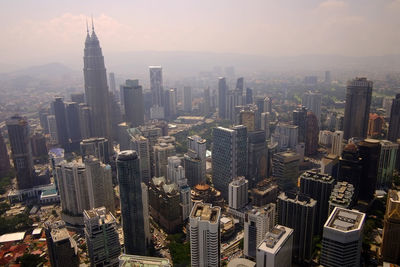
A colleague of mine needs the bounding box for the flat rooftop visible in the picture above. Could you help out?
[51,228,70,242]
[325,207,365,232]
[258,225,293,254]
[0,232,26,243]
[190,203,221,223]
[301,170,334,183]
[119,254,171,267]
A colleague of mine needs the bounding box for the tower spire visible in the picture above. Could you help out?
[86,17,89,34]
[91,14,95,32]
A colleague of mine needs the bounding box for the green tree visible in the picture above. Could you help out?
[18,254,45,267]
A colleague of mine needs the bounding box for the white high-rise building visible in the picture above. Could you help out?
[244,203,276,259]
[83,207,120,267]
[84,156,115,215]
[167,156,186,186]
[261,112,271,140]
[302,91,322,126]
[273,123,298,151]
[149,66,164,119]
[228,176,249,210]
[189,203,221,267]
[129,133,151,184]
[320,207,365,267]
[47,115,58,144]
[331,131,344,156]
[256,225,293,267]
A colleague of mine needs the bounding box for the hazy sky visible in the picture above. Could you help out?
[1,0,399,67]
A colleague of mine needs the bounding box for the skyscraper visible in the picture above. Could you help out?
[117,150,150,255]
[70,92,85,104]
[0,131,10,176]
[358,139,380,201]
[212,126,247,199]
[277,192,316,264]
[273,123,298,151]
[236,77,244,95]
[154,142,176,178]
[331,130,344,156]
[6,115,34,189]
[247,131,268,186]
[128,131,151,184]
[83,24,112,144]
[293,106,307,143]
[302,91,321,125]
[320,207,365,267]
[218,77,228,119]
[84,156,115,215]
[53,97,69,149]
[246,88,253,105]
[381,190,400,264]
[300,171,335,234]
[78,104,92,139]
[165,88,177,119]
[338,144,362,201]
[45,221,79,267]
[244,204,276,259]
[226,89,243,122]
[183,86,192,112]
[272,151,300,191]
[84,207,121,267]
[388,94,400,142]
[121,80,144,127]
[189,203,221,267]
[228,176,248,210]
[167,156,185,186]
[149,66,164,119]
[80,137,110,164]
[203,88,211,115]
[343,77,373,140]
[305,111,319,156]
[328,181,355,213]
[256,225,293,267]
[65,102,82,150]
[108,72,117,96]
[377,140,399,189]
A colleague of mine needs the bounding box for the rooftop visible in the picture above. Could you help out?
[119,254,171,267]
[258,225,293,254]
[51,228,70,242]
[301,170,334,183]
[0,232,26,243]
[325,207,365,232]
[190,203,221,223]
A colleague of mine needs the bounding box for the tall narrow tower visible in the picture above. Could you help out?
[83,22,112,146]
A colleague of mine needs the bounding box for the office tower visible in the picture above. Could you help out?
[368,113,384,138]
[273,123,298,151]
[331,130,344,156]
[343,77,373,140]
[246,88,253,105]
[47,115,58,144]
[328,181,355,213]
[247,131,268,186]
[236,77,244,95]
[180,185,192,221]
[45,221,79,267]
[122,79,144,127]
[70,92,85,104]
[148,177,182,233]
[38,108,50,134]
[128,131,151,183]
[302,91,321,125]
[165,88,177,119]
[119,254,171,266]
[0,132,10,176]
[272,151,300,191]
[277,192,316,264]
[383,97,393,118]
[212,126,247,199]
[83,25,112,145]
[78,104,92,139]
[228,176,248,210]
[184,152,203,187]
[30,131,47,159]
[56,161,90,223]
[108,72,116,95]
[358,139,380,201]
[262,97,271,114]
[117,150,150,255]
[239,110,256,132]
[250,178,279,206]
[149,66,164,119]
[381,190,400,263]
[293,106,307,143]
[84,207,121,267]
[260,112,270,140]
[109,91,123,138]
[320,207,366,267]
[80,137,110,164]
[325,71,331,84]
[189,203,221,267]
[338,143,362,200]
[53,97,69,149]
[154,142,176,178]
[300,171,335,234]
[255,97,265,116]
[227,89,243,122]
[377,140,398,189]
[167,156,185,185]
[304,76,318,86]
[140,125,163,177]
[256,225,293,267]
[388,94,400,142]
[203,88,211,115]
[244,204,276,259]
[183,86,192,112]
[187,135,206,179]
[6,115,34,189]
[85,156,115,214]
[321,154,339,177]
[319,130,332,147]
[305,112,319,155]
[218,77,228,119]
[65,102,82,150]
